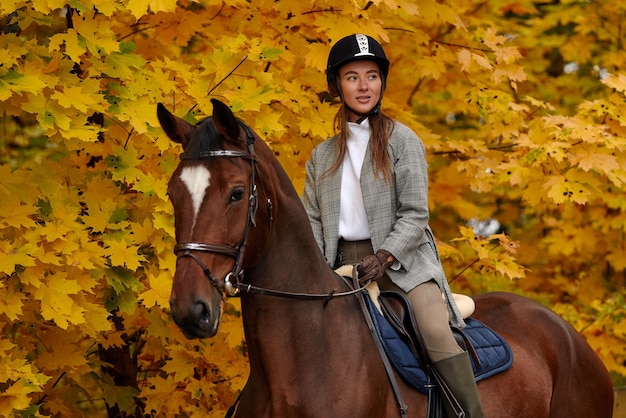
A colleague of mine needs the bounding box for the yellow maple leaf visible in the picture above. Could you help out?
[0,380,32,417]
[152,211,176,238]
[0,165,38,203]
[543,174,590,205]
[105,239,146,271]
[0,240,36,275]
[254,106,285,137]
[60,125,103,142]
[0,34,28,67]
[0,197,37,228]
[228,78,276,112]
[37,327,89,370]
[614,317,626,340]
[393,0,421,17]
[162,345,197,377]
[0,285,25,321]
[481,27,507,50]
[496,161,530,186]
[491,252,526,280]
[149,0,178,13]
[297,99,336,140]
[63,235,108,270]
[118,94,160,134]
[130,220,156,246]
[492,233,520,254]
[584,332,626,376]
[51,85,99,113]
[140,270,172,308]
[492,63,527,87]
[21,94,72,131]
[42,271,81,293]
[0,69,47,99]
[48,30,86,63]
[89,0,121,16]
[494,46,522,65]
[109,144,144,183]
[222,309,245,350]
[602,73,626,93]
[82,198,118,233]
[418,1,462,27]
[457,49,492,73]
[0,341,26,378]
[134,63,177,102]
[303,42,330,72]
[606,247,626,271]
[571,147,620,175]
[35,285,86,329]
[417,52,446,79]
[78,298,113,335]
[126,0,151,18]
[142,375,180,414]
[73,15,120,56]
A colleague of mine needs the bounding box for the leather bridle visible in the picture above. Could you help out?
[172,119,372,303]
[173,120,272,297]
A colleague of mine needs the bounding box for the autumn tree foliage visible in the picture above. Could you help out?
[1,0,624,416]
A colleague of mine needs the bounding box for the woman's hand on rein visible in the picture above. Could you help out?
[357,249,393,284]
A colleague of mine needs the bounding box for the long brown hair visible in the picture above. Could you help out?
[327,105,395,182]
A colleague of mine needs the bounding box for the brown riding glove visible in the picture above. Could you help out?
[357,249,393,284]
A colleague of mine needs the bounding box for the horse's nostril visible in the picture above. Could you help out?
[171,298,218,339]
[190,299,209,319]
[194,300,211,328]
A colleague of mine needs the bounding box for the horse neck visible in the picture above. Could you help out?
[239,153,370,378]
[249,160,334,292]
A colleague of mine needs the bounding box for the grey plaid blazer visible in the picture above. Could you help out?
[302,120,464,328]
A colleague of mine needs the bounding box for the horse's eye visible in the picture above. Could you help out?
[230,187,245,202]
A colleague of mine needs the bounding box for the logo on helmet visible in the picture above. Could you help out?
[354,34,375,57]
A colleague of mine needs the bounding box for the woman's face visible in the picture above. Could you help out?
[338,60,382,122]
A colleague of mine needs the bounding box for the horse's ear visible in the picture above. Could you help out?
[211,99,240,143]
[156,103,193,148]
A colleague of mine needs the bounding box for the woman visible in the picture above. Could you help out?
[301,34,485,417]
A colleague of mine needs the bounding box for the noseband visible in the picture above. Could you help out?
[174,120,273,297]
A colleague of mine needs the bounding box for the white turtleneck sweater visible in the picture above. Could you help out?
[338,119,371,240]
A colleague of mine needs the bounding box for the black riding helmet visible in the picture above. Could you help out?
[326,34,390,98]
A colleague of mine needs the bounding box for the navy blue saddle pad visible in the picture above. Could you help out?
[364,293,513,393]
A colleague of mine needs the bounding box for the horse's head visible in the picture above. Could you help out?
[157,99,272,338]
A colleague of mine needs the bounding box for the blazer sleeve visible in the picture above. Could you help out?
[379,123,431,270]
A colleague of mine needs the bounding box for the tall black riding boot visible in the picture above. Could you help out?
[433,351,485,418]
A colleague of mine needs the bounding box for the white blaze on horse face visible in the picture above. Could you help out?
[180,165,211,228]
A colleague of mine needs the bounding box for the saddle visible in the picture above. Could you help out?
[379,290,480,366]
[335,268,512,417]
[365,289,513,393]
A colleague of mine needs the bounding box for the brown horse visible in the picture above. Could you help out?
[157,99,614,417]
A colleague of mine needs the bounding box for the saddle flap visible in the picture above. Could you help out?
[378,291,426,362]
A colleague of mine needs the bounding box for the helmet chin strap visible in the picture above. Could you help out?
[352,102,381,124]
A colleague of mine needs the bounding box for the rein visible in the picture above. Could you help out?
[234,274,371,307]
